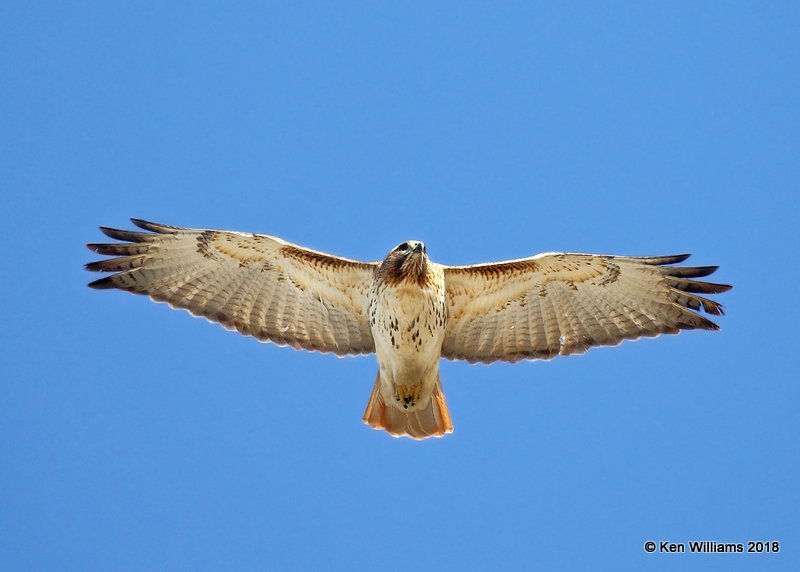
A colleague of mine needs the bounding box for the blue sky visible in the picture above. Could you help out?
[2,2,798,570]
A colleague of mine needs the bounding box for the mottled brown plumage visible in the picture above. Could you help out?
[374,241,431,287]
[88,219,377,354]
[87,219,731,440]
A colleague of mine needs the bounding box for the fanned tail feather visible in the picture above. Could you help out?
[362,373,453,440]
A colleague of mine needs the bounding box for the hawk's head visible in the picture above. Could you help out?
[377,240,429,286]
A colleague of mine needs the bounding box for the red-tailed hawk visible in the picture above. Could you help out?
[87,219,731,439]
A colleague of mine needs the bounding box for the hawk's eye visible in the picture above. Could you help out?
[397,242,409,252]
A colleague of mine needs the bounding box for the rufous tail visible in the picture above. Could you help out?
[362,373,453,440]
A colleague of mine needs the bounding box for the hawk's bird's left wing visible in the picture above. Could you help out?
[86,219,378,355]
[441,253,731,364]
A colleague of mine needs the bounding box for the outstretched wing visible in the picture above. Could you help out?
[442,253,731,364]
[87,219,378,355]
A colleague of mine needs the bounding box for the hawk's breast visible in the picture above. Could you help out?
[368,264,447,390]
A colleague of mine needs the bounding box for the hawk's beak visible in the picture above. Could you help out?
[413,243,424,254]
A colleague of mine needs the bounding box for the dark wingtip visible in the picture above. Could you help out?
[98,226,151,242]
[664,265,720,279]
[87,276,116,289]
[665,253,691,264]
[130,217,152,229]
[637,253,692,265]
[99,226,122,238]
[690,314,721,331]
[130,218,178,233]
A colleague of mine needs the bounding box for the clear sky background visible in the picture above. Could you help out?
[2,3,798,571]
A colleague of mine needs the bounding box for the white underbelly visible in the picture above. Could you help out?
[369,286,447,406]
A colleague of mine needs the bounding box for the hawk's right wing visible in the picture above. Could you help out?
[87,219,378,355]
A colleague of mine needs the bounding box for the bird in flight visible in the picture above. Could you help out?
[87,219,731,440]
